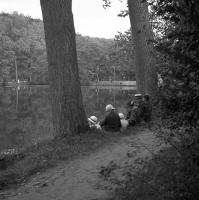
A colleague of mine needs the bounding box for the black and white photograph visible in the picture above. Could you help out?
[0,0,198,199]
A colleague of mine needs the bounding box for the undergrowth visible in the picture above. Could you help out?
[99,119,199,200]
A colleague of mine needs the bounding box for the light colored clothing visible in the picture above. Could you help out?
[88,120,101,130]
[95,124,102,130]
[120,119,129,131]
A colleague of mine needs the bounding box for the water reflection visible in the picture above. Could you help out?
[0,85,136,152]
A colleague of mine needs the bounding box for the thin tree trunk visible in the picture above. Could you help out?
[128,0,157,96]
[40,0,88,136]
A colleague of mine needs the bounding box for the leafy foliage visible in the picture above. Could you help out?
[151,0,199,128]
[98,1,199,199]
[112,30,135,80]
[0,12,48,84]
[132,1,199,199]
[76,34,113,82]
[0,12,135,85]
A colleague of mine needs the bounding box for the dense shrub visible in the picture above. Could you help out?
[151,0,199,128]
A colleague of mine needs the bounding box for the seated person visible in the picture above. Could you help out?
[142,94,152,122]
[127,94,143,126]
[126,100,134,120]
[128,106,139,126]
[119,113,129,131]
[134,93,143,106]
[100,104,121,132]
[88,116,101,130]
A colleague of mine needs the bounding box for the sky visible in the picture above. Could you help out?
[0,0,130,39]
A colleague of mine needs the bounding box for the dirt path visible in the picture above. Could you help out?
[1,128,165,200]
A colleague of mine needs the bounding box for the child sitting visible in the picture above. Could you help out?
[119,113,129,131]
[88,116,101,130]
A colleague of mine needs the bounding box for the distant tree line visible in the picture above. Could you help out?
[0,12,135,85]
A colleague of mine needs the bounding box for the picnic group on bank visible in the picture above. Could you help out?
[88,93,152,132]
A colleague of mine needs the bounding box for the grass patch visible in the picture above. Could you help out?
[0,129,133,190]
[105,146,199,200]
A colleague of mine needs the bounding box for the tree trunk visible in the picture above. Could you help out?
[40,0,88,136]
[128,0,157,96]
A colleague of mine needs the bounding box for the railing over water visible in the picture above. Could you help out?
[91,81,136,86]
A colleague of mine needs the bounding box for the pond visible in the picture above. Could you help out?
[0,85,136,153]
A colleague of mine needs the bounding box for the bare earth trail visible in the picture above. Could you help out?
[1,128,165,200]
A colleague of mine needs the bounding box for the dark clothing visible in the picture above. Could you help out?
[138,100,145,120]
[127,99,143,125]
[142,101,152,122]
[126,100,134,120]
[126,96,152,125]
[100,110,121,132]
[128,105,141,125]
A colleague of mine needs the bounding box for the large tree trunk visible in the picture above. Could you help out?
[128,0,157,96]
[40,0,88,136]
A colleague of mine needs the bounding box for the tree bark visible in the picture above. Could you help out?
[40,0,88,136]
[128,0,157,96]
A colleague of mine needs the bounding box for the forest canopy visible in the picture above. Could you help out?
[0,12,135,85]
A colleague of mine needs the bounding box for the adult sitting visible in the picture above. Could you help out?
[100,104,121,132]
[142,94,152,122]
[88,116,101,130]
[127,94,143,126]
[126,98,134,120]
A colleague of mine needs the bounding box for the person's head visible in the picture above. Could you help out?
[134,94,142,102]
[88,116,98,125]
[134,93,142,99]
[119,113,125,119]
[105,104,115,112]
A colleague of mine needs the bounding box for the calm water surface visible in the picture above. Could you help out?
[0,85,136,152]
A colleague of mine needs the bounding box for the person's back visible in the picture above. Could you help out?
[126,100,134,120]
[128,105,140,126]
[143,94,152,122]
[138,99,145,120]
[100,105,121,132]
[127,94,143,125]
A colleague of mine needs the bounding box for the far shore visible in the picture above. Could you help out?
[0,81,136,87]
[90,81,136,86]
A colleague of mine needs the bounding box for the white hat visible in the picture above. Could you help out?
[134,94,142,97]
[88,116,98,124]
[119,113,125,119]
[105,104,115,112]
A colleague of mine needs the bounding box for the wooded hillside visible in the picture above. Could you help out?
[0,12,135,85]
